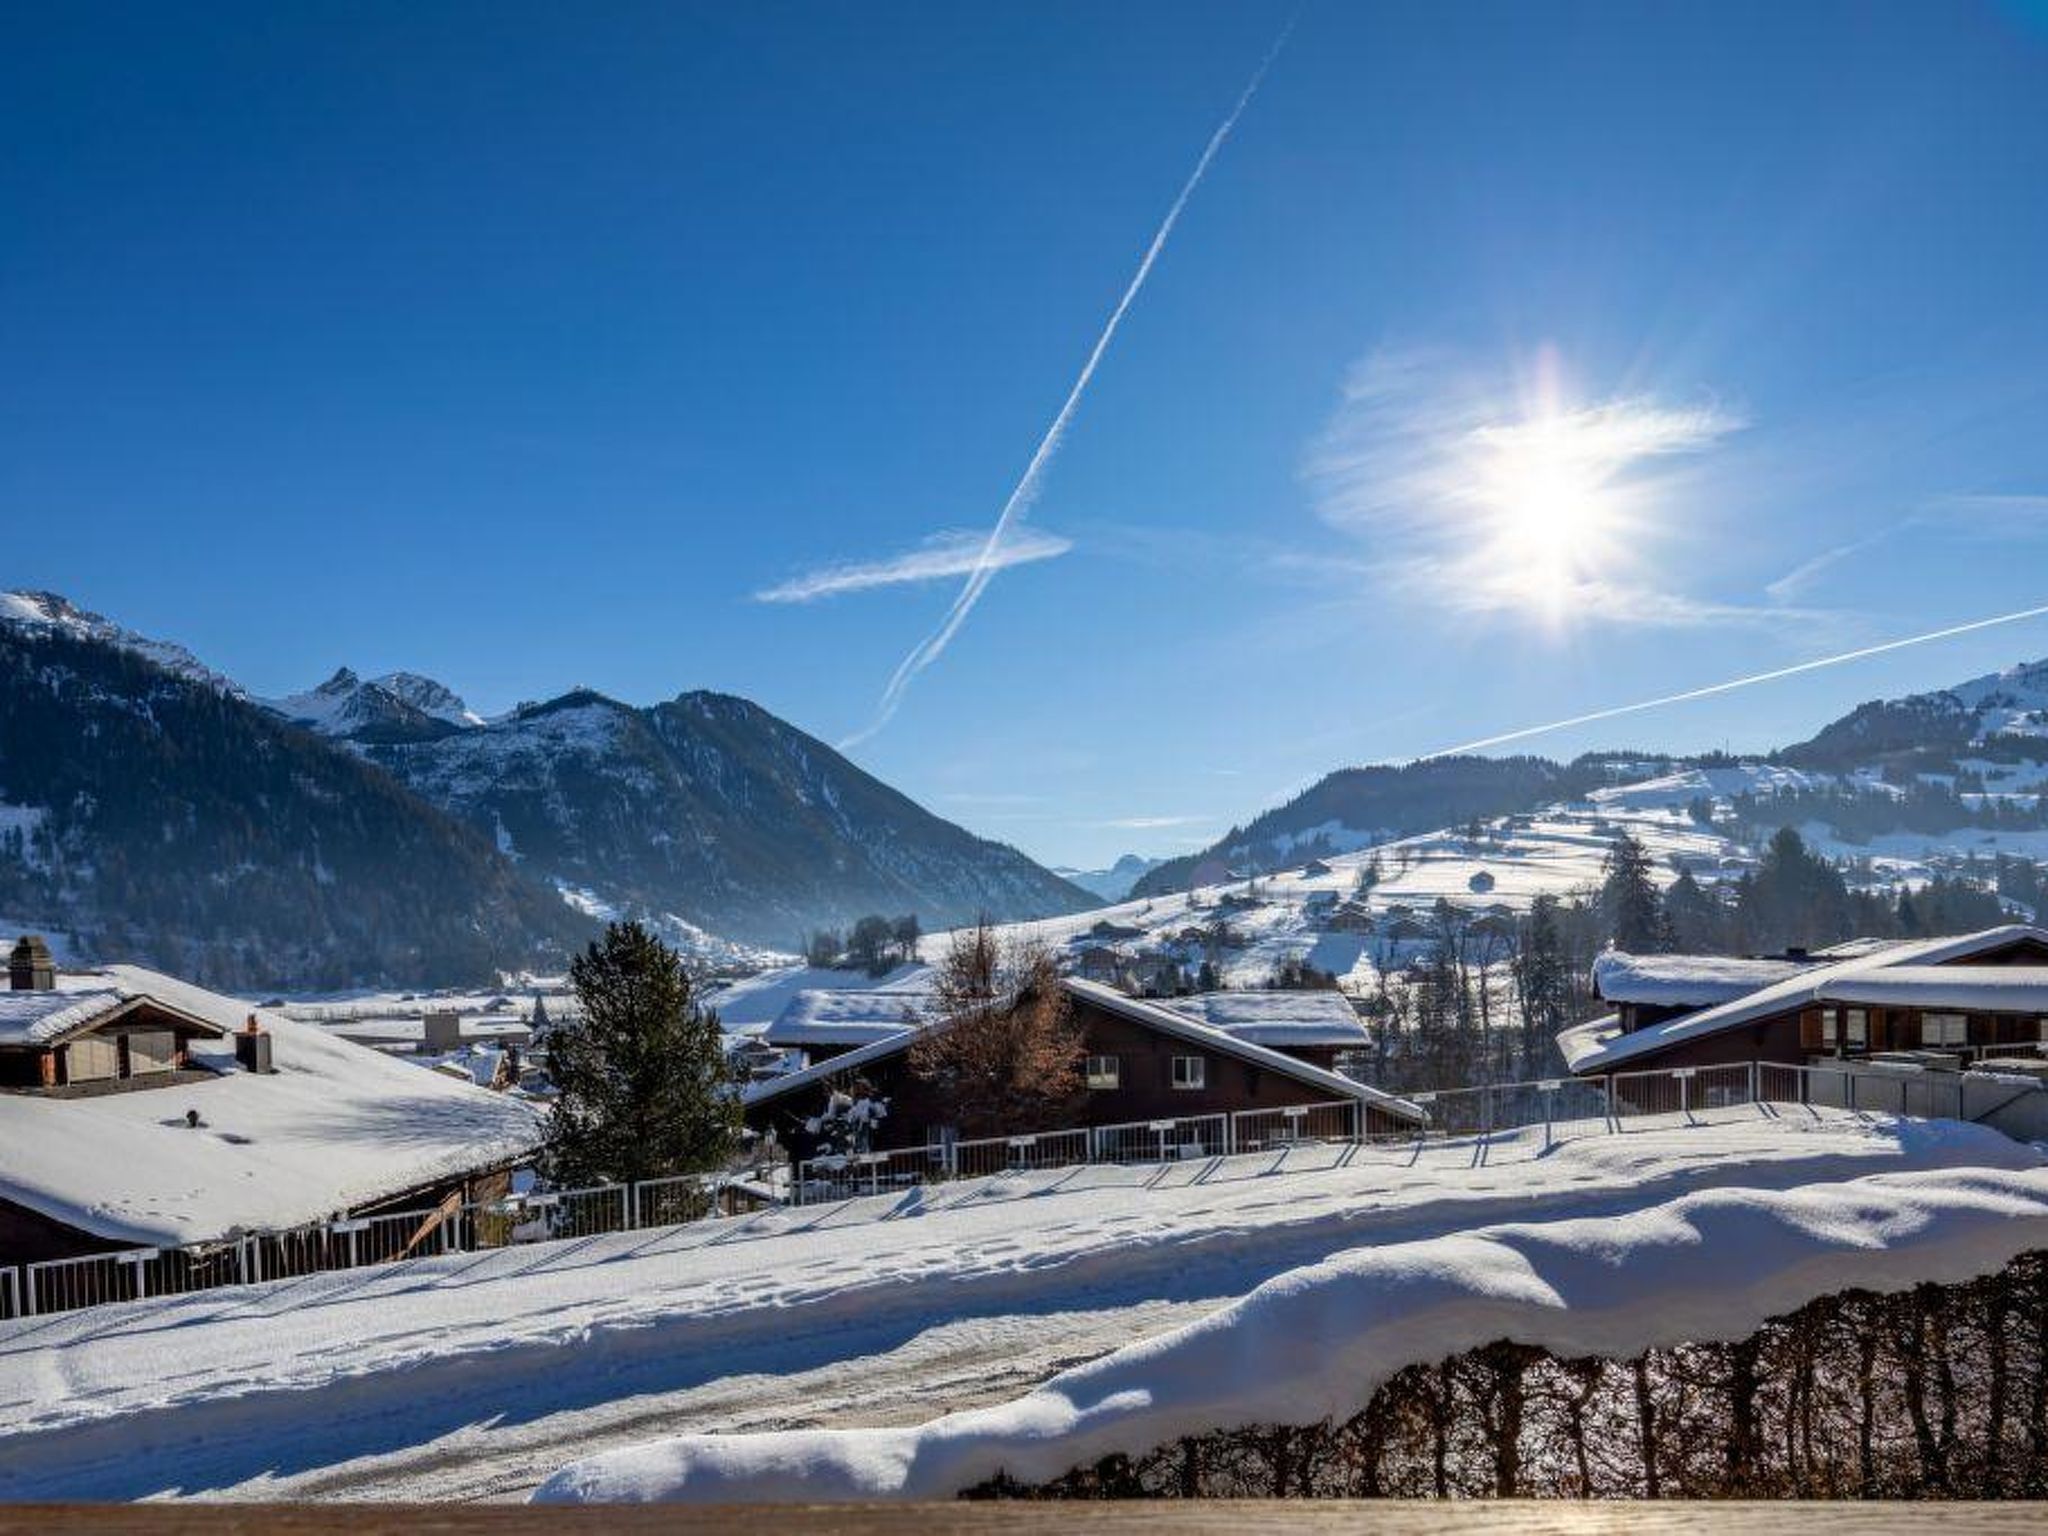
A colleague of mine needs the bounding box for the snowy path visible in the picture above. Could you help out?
[0,1108,2032,1502]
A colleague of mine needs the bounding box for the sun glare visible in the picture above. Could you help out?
[1466,405,1630,623]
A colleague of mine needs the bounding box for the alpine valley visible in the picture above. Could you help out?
[0,592,1092,989]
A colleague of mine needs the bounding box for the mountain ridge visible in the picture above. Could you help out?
[1133,659,2048,898]
[0,590,1094,977]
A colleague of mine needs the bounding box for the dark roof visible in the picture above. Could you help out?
[745,977,1426,1124]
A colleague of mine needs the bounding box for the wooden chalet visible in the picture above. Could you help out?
[0,938,228,1092]
[1559,924,2048,1077]
[743,976,1422,1159]
[0,937,543,1266]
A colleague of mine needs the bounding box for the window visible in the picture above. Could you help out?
[1922,1013,1968,1048]
[1819,1008,1839,1048]
[1085,1055,1121,1090]
[1171,1055,1206,1090]
[2037,1017,2048,1043]
[126,1030,176,1075]
[1845,1009,1869,1050]
[66,1035,118,1083]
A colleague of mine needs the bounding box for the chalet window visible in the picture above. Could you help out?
[1844,1009,1869,1050]
[1171,1055,1206,1090]
[66,1035,119,1083]
[1819,1008,1839,1048]
[2038,1017,2048,1043]
[1084,1055,1121,1090]
[1922,1013,1968,1048]
[127,1030,176,1075]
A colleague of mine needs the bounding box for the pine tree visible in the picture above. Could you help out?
[540,920,739,1188]
[1600,832,1669,953]
[1512,894,1569,1075]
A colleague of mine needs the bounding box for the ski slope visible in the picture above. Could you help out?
[0,1108,2031,1502]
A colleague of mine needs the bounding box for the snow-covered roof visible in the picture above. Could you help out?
[1809,937,1910,961]
[745,979,1425,1124]
[740,1026,925,1108]
[706,963,932,1032]
[0,965,546,1247]
[1808,966,2048,1013]
[763,988,929,1048]
[1158,991,1370,1048]
[1562,924,2048,1074]
[1591,952,1814,1008]
[0,988,131,1048]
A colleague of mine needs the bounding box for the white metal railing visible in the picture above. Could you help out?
[13,1059,2041,1320]
[6,1165,773,1322]
[1089,1112,1230,1166]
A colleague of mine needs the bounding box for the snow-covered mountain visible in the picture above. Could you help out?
[0,601,591,990]
[0,591,239,694]
[262,667,483,743]
[1053,854,1164,903]
[1783,658,2048,778]
[1,590,1092,973]
[1132,756,1600,899]
[360,688,1095,949]
[1027,656,2048,997]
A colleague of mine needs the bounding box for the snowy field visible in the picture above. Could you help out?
[0,1107,2033,1503]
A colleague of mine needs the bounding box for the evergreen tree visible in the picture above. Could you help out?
[541,921,739,1188]
[1511,894,1569,1074]
[1737,827,1850,952]
[1661,869,1729,952]
[1599,832,1669,952]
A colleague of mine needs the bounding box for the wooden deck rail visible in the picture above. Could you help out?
[1,1503,2042,1534]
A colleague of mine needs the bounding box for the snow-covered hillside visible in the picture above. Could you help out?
[0,1110,2027,1501]
[0,590,237,694]
[961,795,1747,992]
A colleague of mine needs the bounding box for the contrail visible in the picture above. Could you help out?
[1420,601,2048,760]
[841,17,1296,749]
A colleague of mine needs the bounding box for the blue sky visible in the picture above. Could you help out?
[6,2,2048,868]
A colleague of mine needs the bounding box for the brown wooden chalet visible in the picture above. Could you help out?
[743,976,1422,1159]
[1559,924,2048,1077]
[0,937,543,1267]
[0,937,229,1093]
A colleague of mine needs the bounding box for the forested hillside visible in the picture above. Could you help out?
[0,625,591,989]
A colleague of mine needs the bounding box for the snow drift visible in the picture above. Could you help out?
[534,1164,2048,1504]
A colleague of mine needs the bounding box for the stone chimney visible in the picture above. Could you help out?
[9,935,55,992]
[234,1012,274,1074]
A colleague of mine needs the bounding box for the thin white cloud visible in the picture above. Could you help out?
[1304,348,1755,630]
[1093,814,1212,830]
[1764,494,2047,604]
[1764,533,1889,604]
[755,528,1072,604]
[840,15,1298,749]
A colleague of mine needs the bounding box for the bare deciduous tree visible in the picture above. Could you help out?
[908,919,1084,1136]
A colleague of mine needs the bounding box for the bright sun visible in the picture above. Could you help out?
[1468,407,1630,620]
